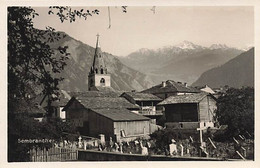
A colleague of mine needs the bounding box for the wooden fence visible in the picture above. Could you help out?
[29,146,78,162]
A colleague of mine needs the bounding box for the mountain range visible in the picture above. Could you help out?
[49,33,253,91]
[119,41,244,85]
[192,48,254,88]
[50,32,154,92]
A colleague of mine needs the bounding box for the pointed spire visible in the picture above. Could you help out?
[90,34,107,74]
[96,33,100,48]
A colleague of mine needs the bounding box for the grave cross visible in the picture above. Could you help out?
[197,127,208,157]
[196,127,208,144]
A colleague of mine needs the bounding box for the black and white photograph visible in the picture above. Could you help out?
[2,0,259,166]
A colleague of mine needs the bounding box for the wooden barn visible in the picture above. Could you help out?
[88,108,150,142]
[63,91,151,141]
[142,80,201,99]
[158,93,217,130]
[120,92,163,124]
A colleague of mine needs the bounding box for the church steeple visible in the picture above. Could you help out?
[88,34,111,91]
[90,34,108,75]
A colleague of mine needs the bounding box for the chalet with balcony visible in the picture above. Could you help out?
[158,92,217,130]
[120,92,163,124]
[142,80,201,99]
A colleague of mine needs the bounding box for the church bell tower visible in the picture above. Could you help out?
[88,34,111,91]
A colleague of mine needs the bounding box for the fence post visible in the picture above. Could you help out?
[60,148,62,161]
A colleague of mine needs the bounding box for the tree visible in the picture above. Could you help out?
[7,6,128,161]
[215,87,254,139]
[8,7,71,116]
[8,7,72,161]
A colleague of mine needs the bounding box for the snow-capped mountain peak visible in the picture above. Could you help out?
[209,44,229,49]
[241,46,253,51]
[176,40,202,50]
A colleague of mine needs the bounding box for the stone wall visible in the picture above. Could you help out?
[77,149,225,161]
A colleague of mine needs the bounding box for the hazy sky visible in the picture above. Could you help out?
[33,6,254,56]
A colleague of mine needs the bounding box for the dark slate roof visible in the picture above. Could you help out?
[121,92,162,101]
[92,109,150,121]
[71,91,139,109]
[94,86,115,92]
[158,93,209,105]
[141,80,201,94]
[70,91,122,98]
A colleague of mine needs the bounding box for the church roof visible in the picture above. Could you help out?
[142,80,200,94]
[92,108,150,122]
[158,92,211,105]
[91,34,106,73]
[121,92,162,101]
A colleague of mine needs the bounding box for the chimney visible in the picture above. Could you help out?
[162,81,166,87]
[184,82,188,87]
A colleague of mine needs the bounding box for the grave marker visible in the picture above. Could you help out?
[180,144,184,156]
[236,151,246,160]
[208,137,216,149]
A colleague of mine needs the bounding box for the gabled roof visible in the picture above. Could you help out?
[63,91,139,110]
[141,80,200,94]
[158,93,213,105]
[93,86,115,92]
[70,91,122,98]
[92,108,150,122]
[121,92,162,101]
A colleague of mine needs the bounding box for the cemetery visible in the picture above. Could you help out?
[29,128,254,161]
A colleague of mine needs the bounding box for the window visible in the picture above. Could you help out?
[180,123,183,128]
[100,78,105,86]
[95,68,98,73]
[101,68,104,74]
